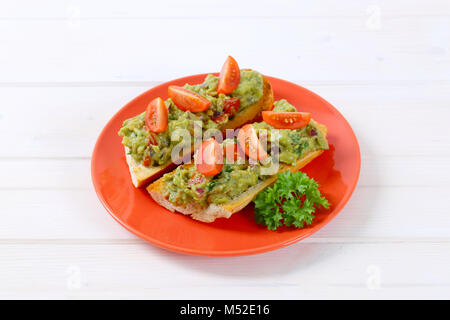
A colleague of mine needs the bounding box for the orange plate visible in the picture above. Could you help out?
[91,74,361,257]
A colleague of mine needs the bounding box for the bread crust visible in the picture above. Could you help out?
[124,74,274,188]
[147,124,328,222]
[124,148,175,188]
[220,76,273,131]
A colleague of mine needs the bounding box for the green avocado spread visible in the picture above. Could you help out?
[161,100,329,207]
[118,70,264,167]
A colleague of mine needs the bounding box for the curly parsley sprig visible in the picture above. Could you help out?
[253,171,330,230]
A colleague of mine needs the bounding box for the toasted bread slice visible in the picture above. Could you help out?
[147,123,328,223]
[220,75,273,131]
[124,147,175,188]
[125,75,273,187]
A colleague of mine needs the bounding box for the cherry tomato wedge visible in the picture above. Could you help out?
[224,142,236,163]
[145,97,168,133]
[168,86,211,112]
[262,111,311,129]
[212,113,228,124]
[237,124,268,161]
[223,98,240,117]
[224,142,245,163]
[147,132,157,146]
[188,173,206,186]
[196,138,223,176]
[217,56,240,94]
[142,155,151,167]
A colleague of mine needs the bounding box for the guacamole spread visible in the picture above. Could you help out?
[118,70,264,167]
[161,100,329,207]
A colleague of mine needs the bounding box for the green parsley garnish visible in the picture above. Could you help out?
[253,171,330,230]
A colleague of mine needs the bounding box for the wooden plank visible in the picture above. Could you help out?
[0,84,448,158]
[1,0,448,300]
[0,185,448,240]
[0,15,449,83]
[1,0,450,19]
[0,153,449,190]
[0,86,146,158]
[0,242,448,299]
[0,189,132,239]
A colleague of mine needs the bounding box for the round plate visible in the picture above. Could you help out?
[91,74,360,256]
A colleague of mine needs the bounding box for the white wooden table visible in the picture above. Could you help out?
[1,0,449,299]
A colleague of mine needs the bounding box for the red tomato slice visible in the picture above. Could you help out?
[188,173,206,185]
[237,124,268,161]
[196,138,223,176]
[223,98,240,116]
[142,155,151,167]
[212,113,228,124]
[262,111,311,129]
[168,86,211,112]
[224,142,237,163]
[145,97,168,133]
[147,132,158,146]
[217,56,240,94]
[224,142,245,163]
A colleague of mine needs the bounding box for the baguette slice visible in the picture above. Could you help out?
[124,147,175,188]
[125,74,274,187]
[147,123,328,223]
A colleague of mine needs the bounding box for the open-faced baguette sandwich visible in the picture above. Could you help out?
[147,99,329,223]
[118,56,274,187]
